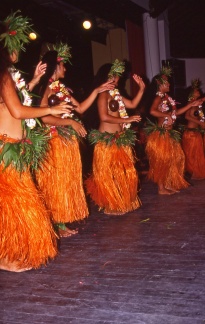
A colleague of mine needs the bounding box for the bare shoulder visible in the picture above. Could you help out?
[153,95,161,104]
[150,95,161,110]
[97,90,110,103]
[1,70,13,87]
[98,91,110,99]
[1,71,16,97]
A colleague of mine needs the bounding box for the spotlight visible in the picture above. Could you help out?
[82,20,92,30]
[29,32,37,40]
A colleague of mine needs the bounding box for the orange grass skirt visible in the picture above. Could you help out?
[182,130,205,179]
[35,135,88,223]
[0,136,57,269]
[146,130,189,190]
[85,142,141,214]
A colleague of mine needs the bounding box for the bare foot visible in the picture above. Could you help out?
[158,188,176,195]
[0,258,32,272]
[165,187,180,193]
[191,176,205,180]
[58,227,78,238]
[104,210,126,215]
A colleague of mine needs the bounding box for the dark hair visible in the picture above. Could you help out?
[141,74,159,122]
[37,50,58,98]
[0,21,12,90]
[186,85,203,101]
[92,63,112,89]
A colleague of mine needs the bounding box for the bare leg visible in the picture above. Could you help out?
[158,182,176,195]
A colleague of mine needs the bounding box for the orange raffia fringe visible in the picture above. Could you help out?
[35,135,88,223]
[85,142,141,214]
[146,130,189,190]
[182,130,205,179]
[0,136,57,269]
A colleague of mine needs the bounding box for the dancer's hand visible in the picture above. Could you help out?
[132,74,145,91]
[69,120,87,137]
[50,104,72,116]
[34,61,47,79]
[191,99,203,107]
[127,114,142,123]
[162,115,173,129]
[28,61,47,90]
[97,80,115,93]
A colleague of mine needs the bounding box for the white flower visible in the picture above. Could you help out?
[56,92,64,98]
[156,91,164,98]
[13,71,21,83]
[25,119,36,129]
[168,96,176,106]
[61,112,74,119]
[109,88,130,128]
[10,68,36,130]
[16,79,26,90]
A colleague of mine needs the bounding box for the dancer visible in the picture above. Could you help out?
[35,43,114,237]
[0,12,71,272]
[182,79,205,179]
[85,59,144,215]
[145,66,202,195]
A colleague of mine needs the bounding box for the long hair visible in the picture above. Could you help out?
[142,75,159,122]
[92,63,112,89]
[37,50,58,99]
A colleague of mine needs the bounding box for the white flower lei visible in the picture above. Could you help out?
[156,91,177,122]
[10,68,36,129]
[197,105,205,122]
[109,88,131,129]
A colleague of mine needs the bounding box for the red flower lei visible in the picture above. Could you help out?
[157,91,177,123]
[49,79,73,103]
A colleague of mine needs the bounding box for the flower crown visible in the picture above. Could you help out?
[156,65,172,84]
[188,78,202,101]
[53,42,72,64]
[0,10,34,54]
[108,59,125,79]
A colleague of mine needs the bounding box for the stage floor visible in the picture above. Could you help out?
[1,176,205,324]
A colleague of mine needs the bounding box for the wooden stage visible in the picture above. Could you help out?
[0,175,205,324]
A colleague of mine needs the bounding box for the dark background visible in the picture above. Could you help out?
[1,0,205,98]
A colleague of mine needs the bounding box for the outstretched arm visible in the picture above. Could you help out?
[1,73,70,119]
[71,80,115,114]
[185,107,205,128]
[123,74,145,109]
[176,99,203,115]
[40,115,87,137]
[150,96,171,118]
[98,92,141,124]
[26,61,47,92]
[39,84,87,137]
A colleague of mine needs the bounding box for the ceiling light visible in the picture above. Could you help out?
[82,20,92,30]
[29,32,37,40]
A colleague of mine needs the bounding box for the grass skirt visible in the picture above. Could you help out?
[182,129,205,179]
[0,136,57,269]
[146,130,189,190]
[35,135,88,223]
[85,142,141,214]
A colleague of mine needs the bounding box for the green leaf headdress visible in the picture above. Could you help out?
[156,64,172,85]
[108,59,125,79]
[0,10,34,54]
[188,78,202,101]
[53,42,72,64]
